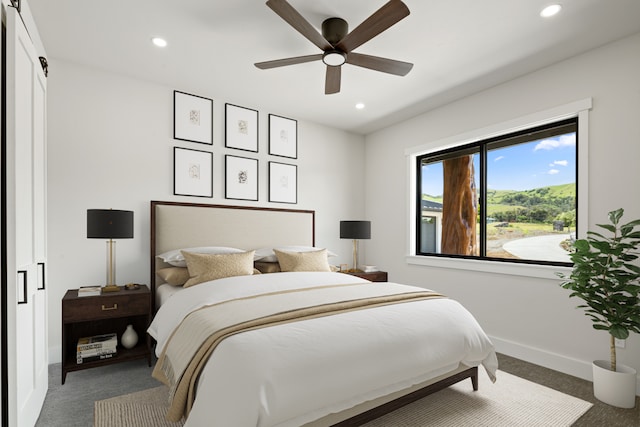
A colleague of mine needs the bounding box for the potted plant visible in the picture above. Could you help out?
[559,208,640,408]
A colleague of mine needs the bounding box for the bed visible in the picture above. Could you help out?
[147,201,498,427]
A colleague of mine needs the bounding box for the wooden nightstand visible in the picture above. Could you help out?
[343,271,388,282]
[61,285,152,384]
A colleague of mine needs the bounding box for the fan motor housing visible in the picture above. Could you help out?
[322,17,348,45]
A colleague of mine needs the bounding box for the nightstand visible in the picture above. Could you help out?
[343,271,388,282]
[61,285,152,384]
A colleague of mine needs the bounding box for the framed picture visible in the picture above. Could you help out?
[225,103,259,152]
[173,147,213,198]
[225,155,258,201]
[268,114,297,158]
[269,161,297,204]
[174,90,213,145]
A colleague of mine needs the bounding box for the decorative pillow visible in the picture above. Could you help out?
[158,246,245,267]
[254,246,337,262]
[254,261,282,274]
[182,250,256,288]
[274,249,331,272]
[156,267,190,286]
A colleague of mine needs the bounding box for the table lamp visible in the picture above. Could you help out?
[87,209,134,291]
[340,220,371,272]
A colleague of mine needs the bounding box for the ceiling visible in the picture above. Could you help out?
[27,0,640,135]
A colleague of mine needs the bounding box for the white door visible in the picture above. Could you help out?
[6,6,48,427]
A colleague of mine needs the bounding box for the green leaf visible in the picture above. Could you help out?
[597,223,617,233]
[609,208,624,224]
[610,326,630,340]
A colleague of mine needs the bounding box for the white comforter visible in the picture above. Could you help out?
[148,272,498,427]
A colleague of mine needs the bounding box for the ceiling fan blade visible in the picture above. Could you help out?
[346,52,413,76]
[325,66,341,94]
[336,0,410,53]
[255,54,323,69]
[266,0,333,51]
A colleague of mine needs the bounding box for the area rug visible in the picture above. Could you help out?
[94,370,592,427]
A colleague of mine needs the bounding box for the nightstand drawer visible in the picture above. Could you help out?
[62,289,149,322]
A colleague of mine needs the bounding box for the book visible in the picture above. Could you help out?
[76,352,115,364]
[77,333,117,352]
[77,285,101,297]
[77,347,117,358]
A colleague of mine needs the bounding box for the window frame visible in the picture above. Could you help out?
[416,117,578,266]
[405,99,592,279]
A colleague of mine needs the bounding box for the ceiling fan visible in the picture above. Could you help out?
[255,0,414,95]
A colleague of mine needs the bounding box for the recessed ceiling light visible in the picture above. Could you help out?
[540,4,562,18]
[355,103,365,110]
[152,37,167,47]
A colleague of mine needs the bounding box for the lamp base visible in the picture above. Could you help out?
[343,268,364,273]
[102,284,120,293]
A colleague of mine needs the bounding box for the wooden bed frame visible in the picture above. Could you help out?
[149,200,479,426]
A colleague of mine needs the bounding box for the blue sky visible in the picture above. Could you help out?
[421,132,576,195]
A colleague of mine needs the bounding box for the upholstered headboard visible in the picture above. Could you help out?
[150,201,315,308]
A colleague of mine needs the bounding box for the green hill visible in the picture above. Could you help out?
[423,183,575,223]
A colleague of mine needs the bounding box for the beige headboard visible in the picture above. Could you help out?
[150,201,315,307]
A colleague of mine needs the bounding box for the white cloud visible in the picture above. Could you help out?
[534,133,576,151]
[494,156,505,162]
[548,169,560,175]
[553,160,568,166]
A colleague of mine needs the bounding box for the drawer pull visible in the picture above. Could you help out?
[101,303,118,311]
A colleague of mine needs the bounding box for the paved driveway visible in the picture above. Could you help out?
[503,234,571,263]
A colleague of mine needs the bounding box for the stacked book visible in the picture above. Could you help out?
[360,265,379,273]
[77,285,101,297]
[76,333,117,364]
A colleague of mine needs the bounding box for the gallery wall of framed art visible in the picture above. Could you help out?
[171,89,298,204]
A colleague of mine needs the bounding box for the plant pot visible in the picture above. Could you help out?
[592,360,637,409]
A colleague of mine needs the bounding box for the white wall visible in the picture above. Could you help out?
[364,32,640,391]
[46,60,366,362]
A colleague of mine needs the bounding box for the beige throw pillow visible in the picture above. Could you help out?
[254,261,282,274]
[157,267,191,286]
[274,248,331,272]
[182,250,255,288]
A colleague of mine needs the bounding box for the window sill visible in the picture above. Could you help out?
[406,255,571,280]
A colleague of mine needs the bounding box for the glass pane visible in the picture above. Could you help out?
[420,150,480,256]
[486,132,576,262]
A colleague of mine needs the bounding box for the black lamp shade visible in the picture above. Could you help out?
[87,209,134,239]
[340,221,371,240]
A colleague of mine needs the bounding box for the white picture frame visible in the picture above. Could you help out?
[173,147,213,198]
[225,155,258,201]
[225,103,259,152]
[174,90,213,145]
[268,114,297,158]
[269,161,297,204]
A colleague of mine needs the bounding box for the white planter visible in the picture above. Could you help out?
[592,360,637,409]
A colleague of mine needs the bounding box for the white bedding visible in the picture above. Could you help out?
[148,272,498,427]
[155,283,184,308]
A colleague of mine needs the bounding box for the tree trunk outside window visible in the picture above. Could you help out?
[442,155,477,255]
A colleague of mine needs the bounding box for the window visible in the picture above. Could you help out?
[416,118,577,266]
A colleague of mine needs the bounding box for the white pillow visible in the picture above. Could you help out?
[254,246,337,262]
[158,246,244,267]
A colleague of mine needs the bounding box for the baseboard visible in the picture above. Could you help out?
[491,335,640,396]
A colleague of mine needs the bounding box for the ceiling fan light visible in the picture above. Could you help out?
[322,50,347,67]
